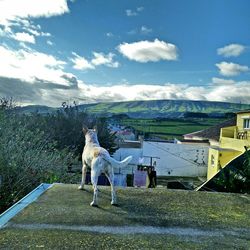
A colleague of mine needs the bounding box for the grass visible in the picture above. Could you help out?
[1,228,248,250]
[120,118,226,139]
[8,184,250,228]
[0,184,249,249]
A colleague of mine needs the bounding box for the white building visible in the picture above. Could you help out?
[112,140,142,175]
[113,140,208,177]
[142,141,208,177]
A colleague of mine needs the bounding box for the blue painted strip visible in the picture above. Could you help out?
[0,183,53,228]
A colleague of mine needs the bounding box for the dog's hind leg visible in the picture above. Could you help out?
[105,167,117,205]
[78,162,87,190]
[90,171,99,206]
[90,158,101,206]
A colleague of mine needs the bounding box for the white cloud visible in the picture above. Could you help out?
[75,83,204,103]
[117,39,178,63]
[0,26,12,37]
[137,7,144,12]
[206,81,250,104]
[1,66,250,106]
[13,32,35,44]
[106,32,114,37]
[126,9,137,16]
[26,28,40,36]
[127,29,137,35]
[141,26,152,34]
[127,26,152,35]
[71,52,94,70]
[40,80,250,106]
[212,77,235,85]
[16,19,52,38]
[217,44,246,57]
[126,7,144,17]
[0,0,69,26]
[70,51,119,70]
[76,81,250,105]
[0,0,68,44]
[47,40,54,46]
[216,61,249,76]
[3,78,250,106]
[91,52,119,68]
[0,45,70,85]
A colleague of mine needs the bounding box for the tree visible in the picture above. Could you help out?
[22,103,117,159]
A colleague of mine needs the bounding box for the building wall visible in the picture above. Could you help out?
[112,141,208,177]
[112,147,142,175]
[207,148,219,179]
[220,137,249,151]
[206,111,250,182]
[142,141,208,177]
[237,112,250,130]
[207,148,242,180]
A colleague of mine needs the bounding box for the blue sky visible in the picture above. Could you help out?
[0,0,249,106]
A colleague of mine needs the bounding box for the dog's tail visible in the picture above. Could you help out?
[105,155,133,168]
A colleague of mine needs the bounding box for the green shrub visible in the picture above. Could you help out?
[0,111,72,212]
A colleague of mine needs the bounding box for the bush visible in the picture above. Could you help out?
[0,111,72,212]
[0,101,117,213]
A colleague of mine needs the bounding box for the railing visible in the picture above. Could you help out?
[237,131,248,140]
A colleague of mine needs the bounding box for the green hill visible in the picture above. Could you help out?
[79,99,250,118]
[17,99,250,118]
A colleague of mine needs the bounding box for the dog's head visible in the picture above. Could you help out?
[82,125,99,144]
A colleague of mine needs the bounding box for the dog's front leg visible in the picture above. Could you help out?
[78,163,87,190]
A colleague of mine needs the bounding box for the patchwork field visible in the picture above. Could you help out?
[0,184,249,249]
[120,117,226,139]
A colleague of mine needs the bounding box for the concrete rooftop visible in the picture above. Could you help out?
[0,184,249,249]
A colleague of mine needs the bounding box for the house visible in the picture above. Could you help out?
[183,118,236,146]
[206,110,250,182]
[112,140,142,175]
[112,139,208,178]
[109,124,136,141]
[142,141,208,177]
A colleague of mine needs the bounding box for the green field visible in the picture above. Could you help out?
[119,118,226,139]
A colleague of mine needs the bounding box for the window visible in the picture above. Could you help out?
[243,119,250,129]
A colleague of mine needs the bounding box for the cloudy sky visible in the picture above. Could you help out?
[0,0,250,106]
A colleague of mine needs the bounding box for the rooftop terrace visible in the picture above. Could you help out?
[0,184,249,249]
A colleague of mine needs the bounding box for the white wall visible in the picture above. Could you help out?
[142,141,208,177]
[112,141,208,177]
[112,147,142,175]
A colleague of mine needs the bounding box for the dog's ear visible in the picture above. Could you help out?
[82,125,88,135]
[93,125,98,133]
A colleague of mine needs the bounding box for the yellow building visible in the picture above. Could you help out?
[207,110,250,182]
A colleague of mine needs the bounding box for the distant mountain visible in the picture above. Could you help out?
[14,105,57,114]
[77,100,250,118]
[16,100,250,118]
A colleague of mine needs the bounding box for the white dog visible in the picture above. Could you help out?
[78,125,132,206]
